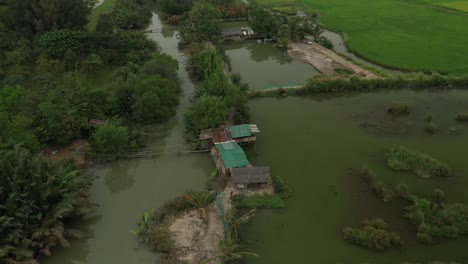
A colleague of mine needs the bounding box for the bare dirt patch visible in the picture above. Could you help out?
[169,203,223,263]
[288,42,379,79]
[42,139,89,167]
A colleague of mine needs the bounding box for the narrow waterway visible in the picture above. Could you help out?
[321,29,399,74]
[242,89,468,263]
[43,13,213,264]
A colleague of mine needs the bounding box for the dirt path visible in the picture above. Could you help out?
[288,42,380,79]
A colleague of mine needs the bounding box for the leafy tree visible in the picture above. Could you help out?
[0,85,26,115]
[81,53,104,73]
[185,95,228,134]
[7,0,92,34]
[0,112,40,151]
[179,1,221,42]
[89,124,139,159]
[248,6,281,39]
[64,49,79,72]
[132,75,179,123]
[0,145,92,262]
[113,0,152,30]
[139,53,179,81]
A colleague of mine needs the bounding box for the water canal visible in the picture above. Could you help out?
[43,13,213,264]
[242,90,468,263]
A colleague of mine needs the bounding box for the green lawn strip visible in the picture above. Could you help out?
[87,0,117,31]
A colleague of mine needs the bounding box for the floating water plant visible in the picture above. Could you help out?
[387,146,451,178]
[387,102,410,115]
[343,218,402,250]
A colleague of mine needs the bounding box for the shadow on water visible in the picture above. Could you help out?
[43,13,213,264]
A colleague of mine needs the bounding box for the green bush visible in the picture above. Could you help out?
[148,226,174,253]
[425,121,437,134]
[272,175,291,199]
[317,36,334,49]
[343,218,402,250]
[387,146,451,178]
[387,102,410,115]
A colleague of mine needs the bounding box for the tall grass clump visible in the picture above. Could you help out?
[387,146,451,178]
[387,102,410,115]
[343,218,402,250]
[362,167,397,202]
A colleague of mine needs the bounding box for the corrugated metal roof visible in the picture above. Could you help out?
[212,130,233,144]
[216,142,250,169]
[231,167,271,184]
[228,124,251,139]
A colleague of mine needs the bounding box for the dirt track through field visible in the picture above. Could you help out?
[288,42,380,79]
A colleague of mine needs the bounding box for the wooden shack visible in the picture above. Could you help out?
[230,167,271,189]
[212,141,250,176]
[227,124,259,144]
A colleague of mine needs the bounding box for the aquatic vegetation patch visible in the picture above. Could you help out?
[387,102,410,115]
[405,196,468,243]
[361,167,410,202]
[387,146,451,178]
[343,218,402,250]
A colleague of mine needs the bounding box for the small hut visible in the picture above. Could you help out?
[230,167,271,189]
[227,124,259,144]
[213,141,250,176]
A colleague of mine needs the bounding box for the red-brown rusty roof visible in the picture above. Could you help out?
[212,130,233,144]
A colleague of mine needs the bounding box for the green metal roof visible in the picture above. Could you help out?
[227,124,251,139]
[216,142,250,169]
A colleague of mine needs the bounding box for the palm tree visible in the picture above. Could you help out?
[225,208,256,242]
[311,23,324,42]
[183,191,215,219]
[0,145,92,263]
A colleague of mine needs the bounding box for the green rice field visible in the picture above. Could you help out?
[257,0,468,75]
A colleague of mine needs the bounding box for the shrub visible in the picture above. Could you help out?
[148,226,173,253]
[343,218,402,250]
[272,175,291,199]
[387,102,410,115]
[456,112,468,122]
[89,124,142,160]
[425,122,437,134]
[387,146,451,178]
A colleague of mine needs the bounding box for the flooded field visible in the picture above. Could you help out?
[242,90,468,263]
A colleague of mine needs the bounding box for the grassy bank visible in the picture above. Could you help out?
[87,0,117,31]
[257,0,468,74]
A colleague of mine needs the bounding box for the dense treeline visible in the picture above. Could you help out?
[0,0,182,261]
[185,45,250,139]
